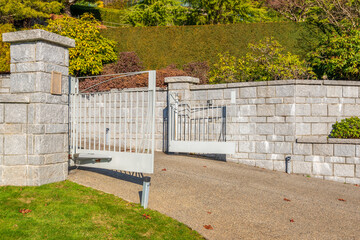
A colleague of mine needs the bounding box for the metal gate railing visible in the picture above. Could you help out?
[69,71,156,173]
[168,93,235,154]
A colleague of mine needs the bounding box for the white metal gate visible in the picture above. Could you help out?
[69,71,156,173]
[168,93,235,154]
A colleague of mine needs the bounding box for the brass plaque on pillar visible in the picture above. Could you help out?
[51,71,62,95]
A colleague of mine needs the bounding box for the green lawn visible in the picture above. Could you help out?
[0,181,203,240]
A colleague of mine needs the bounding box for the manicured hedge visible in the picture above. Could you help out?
[70,5,127,25]
[101,22,318,70]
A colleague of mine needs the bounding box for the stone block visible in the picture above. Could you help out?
[293,143,312,155]
[45,153,67,164]
[273,161,285,172]
[305,155,324,162]
[345,178,360,184]
[295,123,311,135]
[313,163,333,175]
[345,157,360,164]
[292,161,312,174]
[266,98,283,104]
[28,155,45,165]
[266,135,284,141]
[45,124,67,134]
[207,90,223,100]
[344,105,360,117]
[274,123,294,135]
[267,153,285,160]
[238,141,255,153]
[255,160,273,170]
[256,141,274,154]
[4,134,26,155]
[249,153,267,160]
[9,43,36,63]
[256,123,274,135]
[276,85,294,97]
[37,163,67,185]
[327,86,342,98]
[295,104,311,116]
[328,105,343,116]
[35,42,66,66]
[238,105,256,116]
[257,104,275,116]
[10,73,35,93]
[296,85,325,97]
[311,123,329,135]
[343,86,358,98]
[2,166,27,186]
[325,156,345,163]
[313,144,333,156]
[35,104,67,124]
[3,155,27,165]
[334,144,355,157]
[238,123,256,134]
[0,104,4,123]
[5,104,27,123]
[249,117,266,122]
[334,164,354,177]
[191,91,207,100]
[291,155,305,161]
[257,86,275,98]
[311,104,327,116]
[238,159,256,166]
[0,124,22,134]
[356,165,360,177]
[324,176,345,183]
[239,87,257,98]
[276,104,295,116]
[224,89,238,99]
[267,116,285,123]
[34,134,64,154]
[274,142,292,154]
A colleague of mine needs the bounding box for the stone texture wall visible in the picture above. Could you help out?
[0,30,75,186]
[164,79,360,184]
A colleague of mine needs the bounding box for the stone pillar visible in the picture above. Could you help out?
[164,76,199,102]
[1,29,75,186]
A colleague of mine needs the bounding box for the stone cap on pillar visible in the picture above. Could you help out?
[2,29,75,48]
[165,76,200,84]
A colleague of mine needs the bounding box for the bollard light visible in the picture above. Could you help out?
[141,176,151,209]
[285,156,291,174]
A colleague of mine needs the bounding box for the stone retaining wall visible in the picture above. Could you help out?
[163,78,360,184]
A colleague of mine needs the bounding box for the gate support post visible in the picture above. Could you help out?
[1,29,75,186]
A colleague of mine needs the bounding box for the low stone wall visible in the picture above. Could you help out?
[163,78,360,184]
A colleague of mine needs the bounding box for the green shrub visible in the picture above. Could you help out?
[70,4,127,25]
[330,117,360,139]
[101,22,318,70]
[209,38,315,83]
[0,24,15,73]
[38,14,117,76]
[308,29,360,80]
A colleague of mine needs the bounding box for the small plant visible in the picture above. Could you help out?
[0,24,15,73]
[330,117,360,139]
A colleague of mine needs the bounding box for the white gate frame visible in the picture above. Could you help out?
[69,71,156,174]
[168,93,235,154]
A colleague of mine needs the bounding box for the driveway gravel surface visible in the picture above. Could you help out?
[68,152,360,240]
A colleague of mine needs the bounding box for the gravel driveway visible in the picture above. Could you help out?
[69,152,360,240]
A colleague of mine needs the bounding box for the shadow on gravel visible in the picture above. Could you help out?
[69,166,144,185]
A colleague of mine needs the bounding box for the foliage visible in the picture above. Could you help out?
[102,51,144,74]
[39,14,117,76]
[0,24,15,73]
[186,0,270,25]
[125,0,188,26]
[101,22,315,70]
[183,62,210,84]
[209,38,315,83]
[71,4,128,25]
[330,117,360,139]
[307,29,360,80]
[0,181,204,239]
[265,0,313,22]
[0,0,63,23]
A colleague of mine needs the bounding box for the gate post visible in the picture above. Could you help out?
[1,29,75,186]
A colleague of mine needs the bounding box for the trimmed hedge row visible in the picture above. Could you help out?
[70,5,127,25]
[101,22,318,70]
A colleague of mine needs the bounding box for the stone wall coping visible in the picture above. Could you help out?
[190,79,360,90]
[0,74,10,78]
[2,29,75,48]
[165,76,200,84]
[297,136,360,144]
[0,94,29,103]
